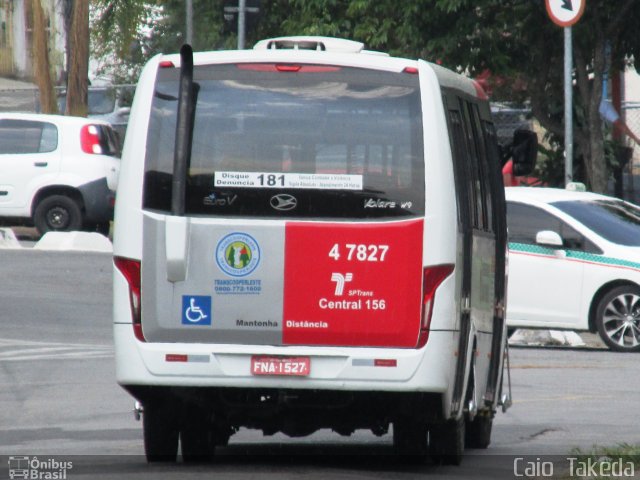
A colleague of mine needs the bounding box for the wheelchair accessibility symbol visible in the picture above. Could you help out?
[182,296,212,326]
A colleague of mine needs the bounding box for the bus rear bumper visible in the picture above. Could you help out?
[114,323,456,394]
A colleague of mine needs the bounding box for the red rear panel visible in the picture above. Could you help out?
[283,219,424,347]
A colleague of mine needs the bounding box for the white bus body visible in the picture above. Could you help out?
[113,37,511,464]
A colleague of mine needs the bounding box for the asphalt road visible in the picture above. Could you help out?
[1,249,639,479]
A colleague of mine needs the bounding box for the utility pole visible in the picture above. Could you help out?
[223,1,260,50]
[238,0,246,50]
[186,0,193,45]
[564,26,573,185]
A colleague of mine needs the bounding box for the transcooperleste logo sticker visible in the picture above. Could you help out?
[215,232,261,277]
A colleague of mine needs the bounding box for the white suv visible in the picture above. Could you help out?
[0,113,119,235]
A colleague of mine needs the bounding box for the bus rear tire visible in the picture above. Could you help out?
[143,401,179,462]
[180,407,215,463]
[393,419,428,461]
[465,413,493,449]
[430,416,465,465]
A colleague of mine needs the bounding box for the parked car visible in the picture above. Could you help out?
[506,187,640,352]
[0,112,120,235]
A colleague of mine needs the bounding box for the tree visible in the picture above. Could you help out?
[90,0,640,192]
[66,0,89,116]
[253,0,640,192]
[91,0,153,83]
[571,1,640,192]
[91,0,234,84]
[30,0,89,117]
[32,0,58,114]
[144,0,232,54]
[441,1,640,193]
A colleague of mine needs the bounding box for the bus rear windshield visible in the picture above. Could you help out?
[143,63,425,219]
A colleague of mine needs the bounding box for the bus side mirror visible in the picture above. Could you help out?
[511,129,538,176]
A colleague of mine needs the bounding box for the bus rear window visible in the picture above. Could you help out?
[143,64,424,219]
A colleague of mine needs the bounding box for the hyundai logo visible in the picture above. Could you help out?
[270,194,297,211]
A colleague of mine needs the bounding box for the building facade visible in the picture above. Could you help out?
[0,0,67,82]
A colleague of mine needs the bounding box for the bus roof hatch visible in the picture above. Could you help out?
[254,36,365,53]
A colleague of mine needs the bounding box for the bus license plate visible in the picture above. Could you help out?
[251,356,310,376]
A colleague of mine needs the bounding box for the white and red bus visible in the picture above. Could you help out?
[113,36,535,464]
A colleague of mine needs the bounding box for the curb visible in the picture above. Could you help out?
[0,228,22,249]
[33,231,113,253]
[509,329,606,349]
[509,329,585,347]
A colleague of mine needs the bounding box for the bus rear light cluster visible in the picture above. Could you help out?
[236,63,341,73]
[417,264,454,348]
[114,257,145,342]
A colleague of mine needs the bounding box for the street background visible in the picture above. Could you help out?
[1,249,639,479]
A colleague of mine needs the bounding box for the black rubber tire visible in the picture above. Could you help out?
[143,402,179,462]
[465,414,493,449]
[393,419,428,460]
[33,195,82,234]
[595,285,640,353]
[180,407,215,463]
[430,416,465,466]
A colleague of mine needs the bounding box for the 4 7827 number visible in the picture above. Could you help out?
[328,243,389,262]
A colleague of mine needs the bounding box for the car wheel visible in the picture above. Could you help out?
[595,285,640,353]
[34,195,83,234]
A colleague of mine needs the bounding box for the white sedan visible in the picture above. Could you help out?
[506,187,640,352]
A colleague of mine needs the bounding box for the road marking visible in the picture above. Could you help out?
[513,394,614,404]
[0,338,113,362]
[512,364,607,369]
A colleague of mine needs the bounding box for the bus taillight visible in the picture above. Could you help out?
[418,264,454,348]
[114,256,145,342]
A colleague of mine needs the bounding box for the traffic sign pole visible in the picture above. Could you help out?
[545,0,585,187]
[564,27,573,186]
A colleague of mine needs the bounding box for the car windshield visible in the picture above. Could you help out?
[88,89,117,115]
[57,89,117,115]
[551,199,640,246]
